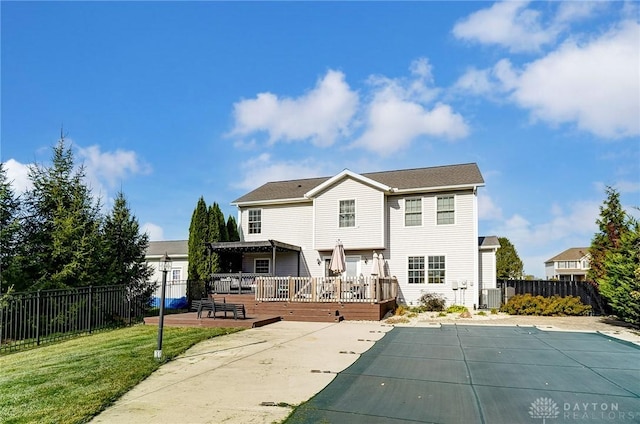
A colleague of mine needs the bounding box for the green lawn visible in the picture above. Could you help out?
[0,325,242,424]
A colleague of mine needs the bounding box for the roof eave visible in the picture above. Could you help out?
[392,182,485,195]
[232,197,312,208]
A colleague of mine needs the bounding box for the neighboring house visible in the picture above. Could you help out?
[544,247,590,281]
[224,163,498,309]
[146,240,189,307]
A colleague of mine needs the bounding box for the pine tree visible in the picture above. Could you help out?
[588,186,628,286]
[0,162,21,292]
[102,191,154,299]
[496,237,524,280]
[188,197,209,282]
[598,217,639,325]
[226,216,239,242]
[20,137,102,290]
[208,203,224,273]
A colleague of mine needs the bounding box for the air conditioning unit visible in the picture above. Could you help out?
[481,288,502,309]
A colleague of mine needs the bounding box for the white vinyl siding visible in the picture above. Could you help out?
[405,198,422,226]
[437,196,455,225]
[313,177,385,250]
[386,190,477,307]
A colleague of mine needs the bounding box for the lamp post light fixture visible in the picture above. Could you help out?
[154,252,172,360]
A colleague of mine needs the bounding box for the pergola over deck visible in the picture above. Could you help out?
[206,239,302,276]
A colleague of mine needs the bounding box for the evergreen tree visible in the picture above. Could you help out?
[588,186,628,286]
[208,203,224,273]
[225,215,242,271]
[188,197,209,282]
[0,163,21,292]
[102,191,154,299]
[597,217,639,325]
[19,137,102,290]
[226,216,239,242]
[496,237,524,280]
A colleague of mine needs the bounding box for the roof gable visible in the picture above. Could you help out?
[545,247,590,263]
[304,169,392,198]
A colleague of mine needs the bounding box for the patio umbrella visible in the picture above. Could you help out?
[378,253,388,277]
[371,252,383,276]
[329,240,346,275]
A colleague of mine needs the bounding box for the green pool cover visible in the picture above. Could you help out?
[286,325,640,423]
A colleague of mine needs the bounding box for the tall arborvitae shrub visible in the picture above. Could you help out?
[188,197,209,282]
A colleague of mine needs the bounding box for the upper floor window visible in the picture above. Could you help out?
[557,261,578,269]
[339,199,355,228]
[255,259,270,274]
[405,198,422,226]
[408,256,425,284]
[428,256,446,284]
[437,196,455,225]
[248,209,261,234]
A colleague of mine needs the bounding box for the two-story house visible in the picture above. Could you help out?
[544,247,590,281]
[227,163,498,309]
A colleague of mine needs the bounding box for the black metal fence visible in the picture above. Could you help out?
[497,279,608,315]
[0,285,147,354]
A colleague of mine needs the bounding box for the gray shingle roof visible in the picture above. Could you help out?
[233,163,484,204]
[479,236,500,248]
[146,240,188,257]
[545,247,589,263]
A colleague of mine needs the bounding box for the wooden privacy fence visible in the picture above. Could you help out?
[0,285,147,354]
[497,279,608,315]
[254,276,398,303]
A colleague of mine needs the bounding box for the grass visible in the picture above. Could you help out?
[0,324,241,424]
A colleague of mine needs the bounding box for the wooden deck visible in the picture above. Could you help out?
[144,312,281,329]
[144,294,397,328]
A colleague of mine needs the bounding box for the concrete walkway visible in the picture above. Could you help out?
[91,316,640,424]
[91,321,392,424]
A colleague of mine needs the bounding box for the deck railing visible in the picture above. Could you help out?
[254,276,397,303]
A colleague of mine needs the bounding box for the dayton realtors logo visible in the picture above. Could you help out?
[529,397,560,423]
[530,397,639,422]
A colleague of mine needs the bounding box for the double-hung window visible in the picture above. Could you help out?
[428,256,446,284]
[405,198,422,226]
[436,196,455,225]
[339,199,355,228]
[408,256,425,284]
[248,209,261,234]
[255,259,270,274]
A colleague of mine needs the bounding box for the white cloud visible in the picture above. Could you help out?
[4,159,32,194]
[230,70,358,147]
[352,59,468,154]
[142,222,164,241]
[510,20,640,138]
[478,191,503,221]
[77,145,152,190]
[452,1,556,53]
[456,20,640,139]
[232,153,327,191]
[488,200,600,276]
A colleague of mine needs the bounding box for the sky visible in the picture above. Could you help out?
[2,1,639,278]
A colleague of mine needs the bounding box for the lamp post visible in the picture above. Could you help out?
[154,252,172,360]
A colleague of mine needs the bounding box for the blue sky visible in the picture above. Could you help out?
[2,1,639,278]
